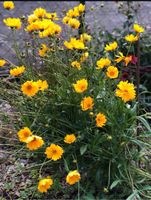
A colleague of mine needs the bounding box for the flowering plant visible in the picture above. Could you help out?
[1,2,151,199]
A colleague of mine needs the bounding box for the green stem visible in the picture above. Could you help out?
[78,181,80,200]
[126,43,132,57]
[12,29,25,65]
[73,154,80,200]
[26,159,51,170]
[107,160,111,188]
[39,157,47,177]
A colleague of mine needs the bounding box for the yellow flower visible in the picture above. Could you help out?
[51,13,59,21]
[37,19,52,31]
[80,96,94,111]
[72,38,84,49]
[39,44,49,57]
[105,41,117,51]
[3,1,14,10]
[66,9,79,18]
[125,34,138,42]
[71,37,85,49]
[64,41,73,49]
[71,61,81,70]
[21,81,39,97]
[10,66,25,77]
[106,66,119,79]
[3,18,22,29]
[62,16,70,24]
[73,79,88,93]
[115,52,132,66]
[66,170,81,185]
[34,8,46,18]
[80,52,89,63]
[96,113,107,128]
[77,3,85,14]
[115,81,136,102]
[133,23,144,33]
[64,37,85,50]
[73,6,81,17]
[38,177,53,193]
[39,23,62,38]
[52,24,62,35]
[66,9,75,18]
[0,59,6,67]
[36,80,49,91]
[17,127,32,142]
[25,135,44,150]
[68,18,80,29]
[27,14,38,24]
[80,33,92,43]
[96,58,111,69]
[115,52,125,63]
[64,134,76,144]
[124,55,132,66]
[45,144,64,161]
[26,22,40,32]
[45,12,59,21]
[45,13,53,19]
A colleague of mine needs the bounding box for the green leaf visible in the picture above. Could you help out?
[131,103,137,113]
[80,145,88,155]
[63,158,69,172]
[130,139,151,148]
[126,190,138,200]
[83,192,95,200]
[110,180,122,190]
[137,116,151,132]
[141,185,151,191]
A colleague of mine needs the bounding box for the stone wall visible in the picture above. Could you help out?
[0,1,151,63]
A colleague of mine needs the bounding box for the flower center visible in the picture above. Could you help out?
[24,132,29,137]
[27,85,32,90]
[52,150,57,154]
[123,89,128,93]
[80,85,85,90]
[110,71,115,76]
